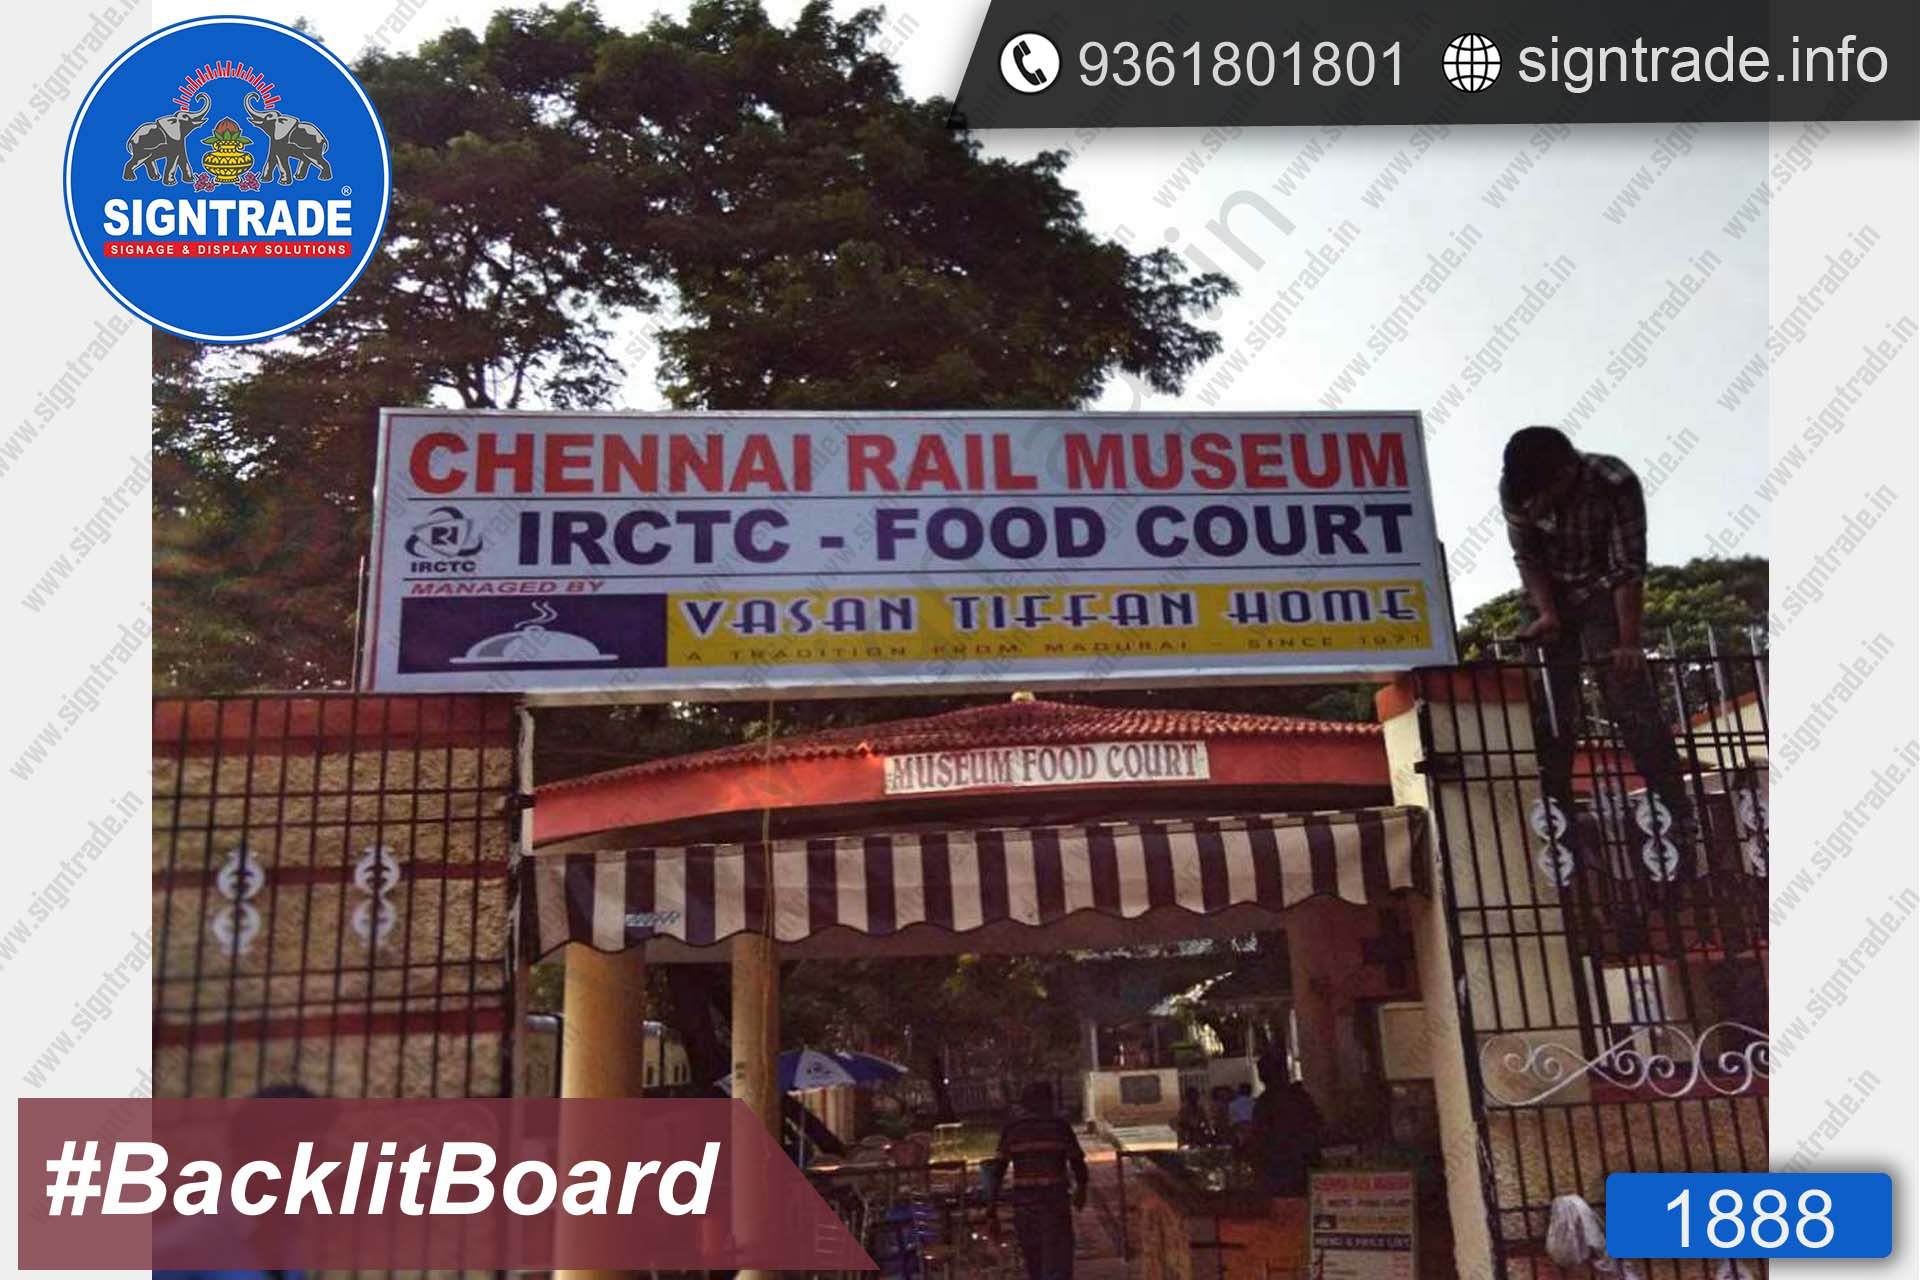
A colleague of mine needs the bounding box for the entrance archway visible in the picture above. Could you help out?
[528,698,1441,1275]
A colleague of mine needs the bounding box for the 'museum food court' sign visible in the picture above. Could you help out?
[883,741,1210,796]
[361,411,1454,698]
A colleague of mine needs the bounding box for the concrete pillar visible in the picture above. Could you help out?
[731,933,780,1280]
[731,932,781,1137]
[1377,668,1586,1280]
[560,943,649,1098]
[1283,897,1367,1133]
[557,943,648,1280]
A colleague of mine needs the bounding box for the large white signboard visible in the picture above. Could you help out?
[361,411,1455,698]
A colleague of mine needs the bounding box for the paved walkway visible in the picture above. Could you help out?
[1072,1140,1132,1280]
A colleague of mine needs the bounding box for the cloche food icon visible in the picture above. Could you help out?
[449,602,617,666]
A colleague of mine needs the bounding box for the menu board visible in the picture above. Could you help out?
[1309,1170,1417,1279]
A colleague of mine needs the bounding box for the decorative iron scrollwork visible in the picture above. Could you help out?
[351,845,403,948]
[209,847,265,955]
[1634,794,1681,882]
[1480,1021,1770,1106]
[1530,797,1575,886]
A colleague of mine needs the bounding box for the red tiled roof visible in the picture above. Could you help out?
[1689,689,1761,727]
[544,699,1379,792]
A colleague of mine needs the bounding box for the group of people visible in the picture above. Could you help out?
[1174,1081,1250,1147]
[1174,1052,1324,1195]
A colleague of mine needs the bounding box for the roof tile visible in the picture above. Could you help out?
[545,699,1378,792]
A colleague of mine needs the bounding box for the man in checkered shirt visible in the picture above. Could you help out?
[1501,426,1691,864]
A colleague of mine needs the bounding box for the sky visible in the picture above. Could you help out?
[159,0,1774,612]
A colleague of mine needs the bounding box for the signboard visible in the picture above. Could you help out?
[883,740,1209,795]
[1310,1170,1418,1279]
[361,411,1454,697]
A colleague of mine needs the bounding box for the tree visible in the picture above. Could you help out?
[780,953,1087,1086]
[1456,556,1768,659]
[574,3,1227,408]
[153,0,1233,693]
[160,0,1239,1091]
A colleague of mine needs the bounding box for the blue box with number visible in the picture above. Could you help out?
[1605,1173,1891,1258]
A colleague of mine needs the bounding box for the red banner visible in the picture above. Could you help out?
[100,241,355,258]
[17,1098,873,1271]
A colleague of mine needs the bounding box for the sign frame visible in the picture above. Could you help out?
[360,408,1457,703]
[882,739,1211,796]
[1309,1167,1420,1279]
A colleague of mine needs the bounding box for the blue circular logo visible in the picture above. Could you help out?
[64,16,390,343]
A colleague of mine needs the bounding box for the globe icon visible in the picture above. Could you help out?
[1443,33,1501,92]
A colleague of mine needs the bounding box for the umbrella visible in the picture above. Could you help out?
[716,1049,908,1168]
[716,1047,908,1094]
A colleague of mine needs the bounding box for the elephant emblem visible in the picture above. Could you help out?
[123,92,210,184]
[244,91,331,184]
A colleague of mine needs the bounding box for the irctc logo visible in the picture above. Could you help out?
[407,505,483,571]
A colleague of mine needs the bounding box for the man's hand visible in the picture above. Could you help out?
[1516,612,1562,645]
[1611,644,1647,682]
[1074,1183,1089,1212]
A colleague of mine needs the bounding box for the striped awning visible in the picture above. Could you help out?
[527,807,1429,961]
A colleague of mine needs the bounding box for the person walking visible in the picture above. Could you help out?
[987,1082,1089,1280]
[1499,426,1694,875]
[1240,1053,1321,1196]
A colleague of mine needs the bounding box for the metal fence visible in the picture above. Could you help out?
[1415,650,1769,1278]
[152,694,521,1100]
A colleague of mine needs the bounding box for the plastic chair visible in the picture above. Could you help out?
[877,1198,948,1279]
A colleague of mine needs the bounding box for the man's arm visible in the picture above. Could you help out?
[1514,565,1563,643]
[1064,1124,1089,1208]
[1603,469,1650,675]
[1505,503,1561,642]
[985,1126,1011,1207]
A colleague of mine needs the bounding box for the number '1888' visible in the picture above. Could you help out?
[1666,1187,1836,1250]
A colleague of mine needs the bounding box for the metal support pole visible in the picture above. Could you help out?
[557,942,649,1280]
[732,932,780,1280]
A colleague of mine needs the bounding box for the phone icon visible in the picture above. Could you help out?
[1012,39,1048,87]
[999,32,1059,93]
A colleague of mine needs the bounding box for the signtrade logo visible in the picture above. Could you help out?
[63,16,391,343]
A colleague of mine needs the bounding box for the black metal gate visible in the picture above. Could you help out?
[1415,651,1769,1277]
[153,693,521,1100]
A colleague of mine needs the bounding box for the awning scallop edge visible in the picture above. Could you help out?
[526,807,1430,961]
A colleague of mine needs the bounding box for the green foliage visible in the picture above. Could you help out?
[1456,556,1768,659]
[781,952,1086,1083]
[153,0,1232,694]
